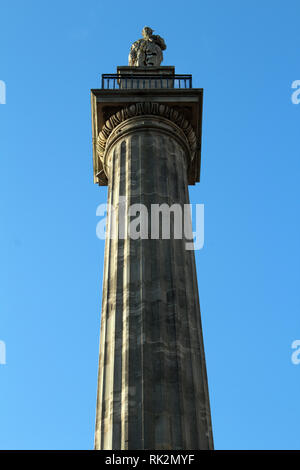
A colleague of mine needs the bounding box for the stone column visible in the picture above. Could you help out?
[94,103,213,450]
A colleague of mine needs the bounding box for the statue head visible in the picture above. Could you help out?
[142,26,154,39]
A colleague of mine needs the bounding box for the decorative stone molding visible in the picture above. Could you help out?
[97,102,197,173]
[103,115,192,181]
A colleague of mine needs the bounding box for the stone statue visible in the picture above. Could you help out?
[128,26,166,67]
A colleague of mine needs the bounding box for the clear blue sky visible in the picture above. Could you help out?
[0,0,299,450]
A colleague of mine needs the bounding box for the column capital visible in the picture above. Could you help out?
[91,86,203,187]
[97,102,197,183]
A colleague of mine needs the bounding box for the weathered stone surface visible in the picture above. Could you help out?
[97,103,197,170]
[94,114,213,450]
[90,82,203,187]
[128,27,166,67]
[117,66,175,90]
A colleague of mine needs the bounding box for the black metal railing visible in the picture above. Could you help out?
[101,74,192,90]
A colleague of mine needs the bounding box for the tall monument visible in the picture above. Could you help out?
[91,27,213,450]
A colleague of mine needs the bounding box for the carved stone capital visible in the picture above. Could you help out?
[97,102,197,182]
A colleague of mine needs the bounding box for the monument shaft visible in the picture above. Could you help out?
[94,111,213,449]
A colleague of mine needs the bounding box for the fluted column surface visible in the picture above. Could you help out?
[95,117,213,450]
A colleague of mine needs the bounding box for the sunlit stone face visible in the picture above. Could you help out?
[128,26,165,66]
[142,26,153,39]
[144,41,161,66]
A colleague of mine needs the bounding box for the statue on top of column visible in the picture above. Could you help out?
[128,26,166,67]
